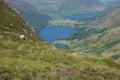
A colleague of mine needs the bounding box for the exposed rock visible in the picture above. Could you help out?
[0,0,3,4]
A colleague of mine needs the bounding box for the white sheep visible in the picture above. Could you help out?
[9,23,14,28]
[20,35,26,40]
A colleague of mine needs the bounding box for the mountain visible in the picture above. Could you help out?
[5,0,35,11]
[100,0,120,6]
[23,0,105,18]
[5,0,51,32]
[1,1,120,80]
[57,8,120,61]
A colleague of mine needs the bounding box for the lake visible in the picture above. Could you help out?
[38,25,76,48]
[38,13,96,48]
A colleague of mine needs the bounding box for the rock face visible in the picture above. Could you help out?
[0,0,3,4]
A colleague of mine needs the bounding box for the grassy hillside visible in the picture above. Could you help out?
[0,1,120,80]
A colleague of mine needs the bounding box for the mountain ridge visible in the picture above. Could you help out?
[23,0,105,18]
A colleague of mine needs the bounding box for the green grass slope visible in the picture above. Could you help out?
[0,1,120,80]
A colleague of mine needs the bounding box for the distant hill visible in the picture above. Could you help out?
[5,0,35,11]
[23,0,105,18]
[5,0,51,32]
[101,0,120,6]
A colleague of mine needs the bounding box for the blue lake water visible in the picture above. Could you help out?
[63,12,96,19]
[38,25,76,48]
[38,13,96,48]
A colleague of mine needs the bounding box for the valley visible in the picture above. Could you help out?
[5,0,120,61]
[56,8,120,61]
[1,1,120,80]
